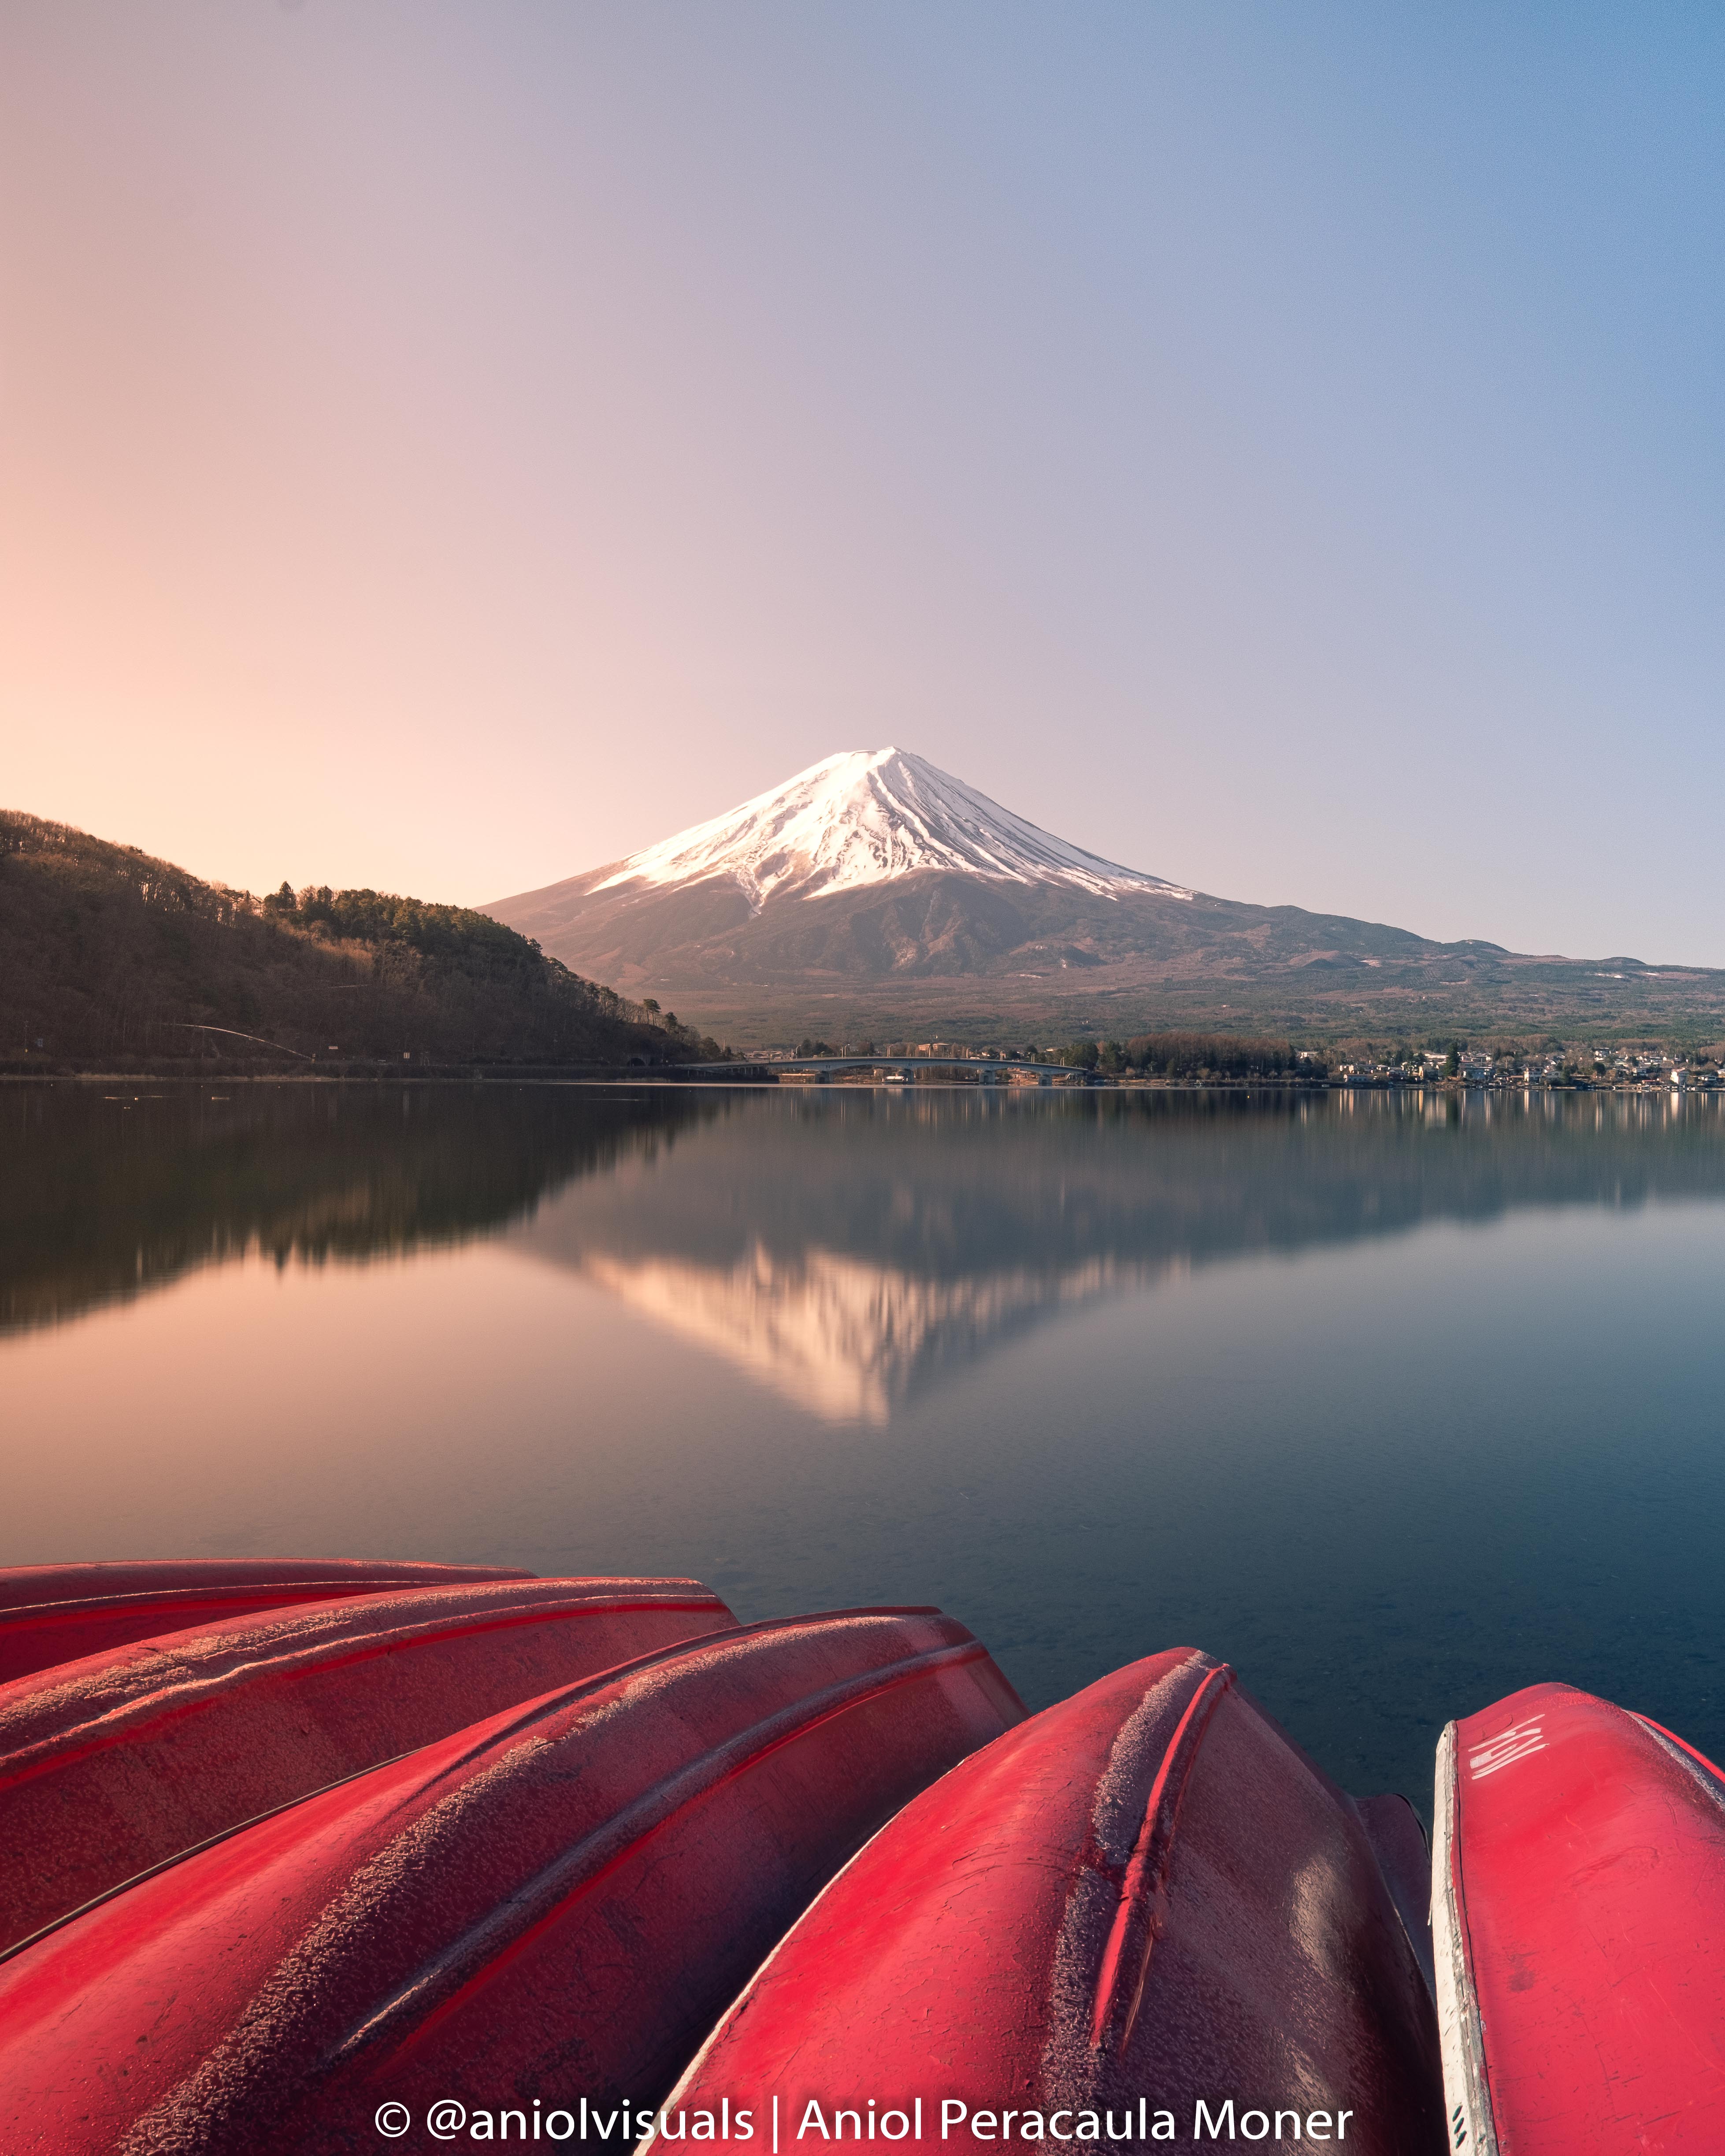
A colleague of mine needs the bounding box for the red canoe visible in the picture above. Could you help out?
[0,1573,736,1953]
[0,1606,1024,2156]
[0,1557,532,1684]
[657,1647,1446,2155]
[1434,1681,1725,2153]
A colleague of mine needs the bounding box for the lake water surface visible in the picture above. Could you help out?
[7,1078,1725,1814]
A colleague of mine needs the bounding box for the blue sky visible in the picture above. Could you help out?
[4,3,1721,959]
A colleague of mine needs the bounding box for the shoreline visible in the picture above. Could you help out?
[3,1067,1714,1097]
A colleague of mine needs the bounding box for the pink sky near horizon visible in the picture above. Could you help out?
[4,4,1723,962]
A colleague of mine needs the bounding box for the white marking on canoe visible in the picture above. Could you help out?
[1467,1720,1546,1778]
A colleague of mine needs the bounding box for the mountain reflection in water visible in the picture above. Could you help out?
[564,1245,1169,1423]
[11,1082,1725,1421]
[11,1078,1725,1806]
[512,1086,1725,1415]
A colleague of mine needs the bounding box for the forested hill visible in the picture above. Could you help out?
[0,811,730,1068]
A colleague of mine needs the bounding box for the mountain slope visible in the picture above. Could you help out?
[487,750,1725,1042]
[0,811,722,1067]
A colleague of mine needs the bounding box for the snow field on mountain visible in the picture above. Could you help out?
[593,749,1191,909]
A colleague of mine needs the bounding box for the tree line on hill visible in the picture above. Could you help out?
[1056,1033,1311,1078]
[0,811,733,1069]
[779,1031,1317,1077]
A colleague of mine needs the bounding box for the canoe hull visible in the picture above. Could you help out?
[0,1608,1025,2156]
[1434,1681,1725,2154]
[656,1647,1445,2156]
[0,1574,736,1952]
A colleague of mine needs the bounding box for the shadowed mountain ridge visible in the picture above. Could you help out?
[1,810,722,1067]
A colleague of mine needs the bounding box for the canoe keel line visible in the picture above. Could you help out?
[0,1562,1720,2154]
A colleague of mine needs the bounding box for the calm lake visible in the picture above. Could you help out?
[7,1078,1725,1814]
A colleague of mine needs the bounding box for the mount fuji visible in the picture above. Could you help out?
[573,748,1192,908]
[485,749,1718,1041]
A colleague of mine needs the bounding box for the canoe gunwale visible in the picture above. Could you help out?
[1632,1711,1725,1810]
[1431,1720,1500,2156]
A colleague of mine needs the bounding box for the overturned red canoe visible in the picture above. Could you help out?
[0,1574,736,1953]
[658,1647,1445,2156]
[0,1557,531,1684]
[0,1606,1024,2156]
[1434,1682,1725,2153]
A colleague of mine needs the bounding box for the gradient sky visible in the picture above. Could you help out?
[4,3,1722,961]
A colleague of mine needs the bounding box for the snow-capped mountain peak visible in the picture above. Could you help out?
[593,748,1190,910]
